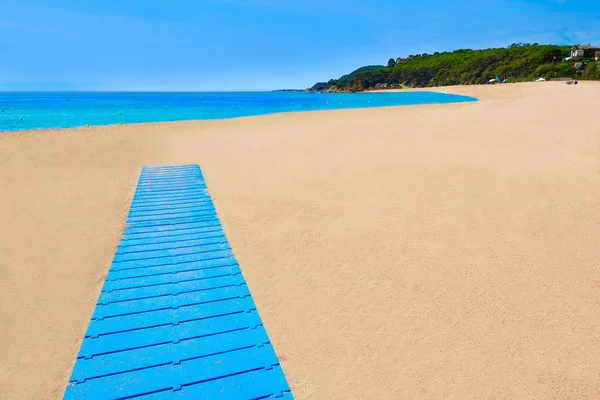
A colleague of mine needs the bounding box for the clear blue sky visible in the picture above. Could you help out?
[1,0,599,91]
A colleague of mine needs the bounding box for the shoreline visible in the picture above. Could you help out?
[2,81,600,399]
[0,95,479,137]
[0,90,478,135]
[10,80,580,136]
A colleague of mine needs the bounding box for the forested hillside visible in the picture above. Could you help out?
[310,65,384,91]
[310,44,599,91]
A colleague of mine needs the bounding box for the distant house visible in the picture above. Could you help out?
[569,44,599,59]
[596,50,600,61]
[570,47,584,59]
[581,45,599,57]
[396,57,408,64]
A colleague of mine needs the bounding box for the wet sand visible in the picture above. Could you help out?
[1,81,600,399]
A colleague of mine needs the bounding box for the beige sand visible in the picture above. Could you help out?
[1,82,600,399]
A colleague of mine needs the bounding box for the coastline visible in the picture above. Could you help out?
[0,90,477,134]
[0,99,478,138]
[2,81,600,399]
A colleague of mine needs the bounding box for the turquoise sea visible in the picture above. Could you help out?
[0,91,476,132]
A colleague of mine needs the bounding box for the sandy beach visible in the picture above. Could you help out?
[1,81,600,399]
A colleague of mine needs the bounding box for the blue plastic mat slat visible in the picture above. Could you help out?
[129,196,215,205]
[123,222,222,235]
[67,345,280,399]
[136,184,205,189]
[133,187,208,196]
[133,193,209,202]
[121,229,224,242]
[103,265,241,291]
[141,167,200,173]
[130,198,213,206]
[140,172,200,177]
[111,249,234,271]
[128,202,216,213]
[92,285,252,320]
[137,177,204,183]
[139,177,202,180]
[138,178,205,183]
[78,311,263,359]
[124,215,219,228]
[138,176,201,181]
[141,170,199,174]
[119,229,225,247]
[114,235,227,257]
[131,194,212,204]
[65,164,291,399]
[134,185,206,196]
[86,297,256,338]
[128,206,217,218]
[127,212,218,224]
[98,274,245,304]
[138,174,203,179]
[106,257,238,281]
[126,212,217,224]
[135,188,208,196]
[143,164,197,168]
[142,166,199,170]
[130,200,210,208]
[122,221,223,236]
[131,196,212,206]
[112,243,231,264]
[139,172,200,177]
[140,367,292,400]
[142,168,199,174]
[121,228,224,243]
[73,327,271,383]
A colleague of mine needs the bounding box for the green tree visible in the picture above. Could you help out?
[312,44,578,91]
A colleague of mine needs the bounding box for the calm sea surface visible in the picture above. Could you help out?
[0,91,476,132]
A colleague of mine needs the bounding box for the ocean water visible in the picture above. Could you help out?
[0,91,476,132]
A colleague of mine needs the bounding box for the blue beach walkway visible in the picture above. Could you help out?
[64,164,292,399]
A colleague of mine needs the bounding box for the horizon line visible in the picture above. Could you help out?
[0,89,305,93]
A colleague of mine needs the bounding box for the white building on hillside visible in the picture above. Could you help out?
[566,45,599,60]
[570,47,584,58]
